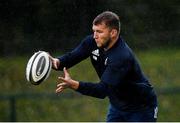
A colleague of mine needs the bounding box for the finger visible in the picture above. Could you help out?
[56,85,63,91]
[58,77,68,83]
[56,85,65,92]
[54,61,58,69]
[57,82,67,87]
[57,77,65,85]
[48,54,53,61]
[53,59,60,70]
[48,55,57,69]
[49,57,59,70]
[56,87,64,93]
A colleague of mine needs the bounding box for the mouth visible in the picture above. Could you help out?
[95,41,102,47]
[95,40,100,45]
[95,39,100,43]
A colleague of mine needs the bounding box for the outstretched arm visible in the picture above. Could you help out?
[55,67,107,99]
[54,35,95,71]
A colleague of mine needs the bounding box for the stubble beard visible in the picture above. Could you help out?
[101,38,111,50]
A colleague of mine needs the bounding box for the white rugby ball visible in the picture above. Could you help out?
[26,51,52,85]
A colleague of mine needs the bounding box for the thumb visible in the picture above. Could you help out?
[63,67,69,76]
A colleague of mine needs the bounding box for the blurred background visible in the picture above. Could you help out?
[0,0,179,121]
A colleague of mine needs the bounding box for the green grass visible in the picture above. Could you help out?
[15,95,108,121]
[136,48,180,88]
[0,48,180,121]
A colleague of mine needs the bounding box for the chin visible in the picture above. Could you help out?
[97,44,102,48]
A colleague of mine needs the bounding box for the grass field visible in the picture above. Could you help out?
[0,47,179,121]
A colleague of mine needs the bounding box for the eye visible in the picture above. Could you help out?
[97,30,103,33]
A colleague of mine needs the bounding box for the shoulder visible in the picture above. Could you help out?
[82,35,94,44]
[81,34,96,48]
[107,39,135,66]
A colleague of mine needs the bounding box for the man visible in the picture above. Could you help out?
[49,11,158,122]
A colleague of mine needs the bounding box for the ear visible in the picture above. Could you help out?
[110,29,118,37]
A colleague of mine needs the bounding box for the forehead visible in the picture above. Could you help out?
[92,22,109,30]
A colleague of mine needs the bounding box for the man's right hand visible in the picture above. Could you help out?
[48,55,60,70]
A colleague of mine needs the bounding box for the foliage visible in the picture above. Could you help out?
[0,0,179,56]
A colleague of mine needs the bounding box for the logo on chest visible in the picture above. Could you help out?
[92,49,99,56]
[91,49,108,66]
[92,49,99,61]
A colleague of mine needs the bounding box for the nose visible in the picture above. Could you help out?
[93,32,98,39]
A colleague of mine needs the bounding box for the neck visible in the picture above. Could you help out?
[104,35,119,51]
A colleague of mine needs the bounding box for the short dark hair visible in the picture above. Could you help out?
[93,11,120,32]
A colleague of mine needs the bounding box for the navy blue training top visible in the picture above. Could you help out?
[58,35,157,111]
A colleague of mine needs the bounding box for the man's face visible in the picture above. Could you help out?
[92,23,112,48]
